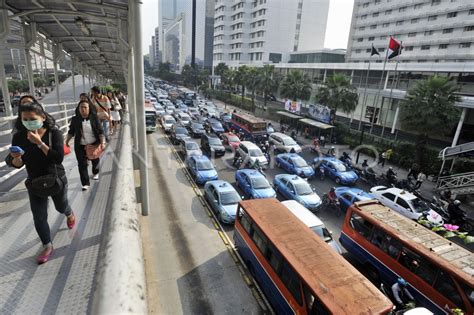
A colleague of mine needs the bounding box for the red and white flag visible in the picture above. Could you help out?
[388,37,402,59]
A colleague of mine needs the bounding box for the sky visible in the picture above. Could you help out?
[141,0,354,55]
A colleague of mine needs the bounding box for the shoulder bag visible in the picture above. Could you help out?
[25,130,65,197]
[81,121,105,160]
[94,97,110,121]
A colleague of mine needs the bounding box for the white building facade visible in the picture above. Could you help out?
[213,0,330,68]
[346,0,474,63]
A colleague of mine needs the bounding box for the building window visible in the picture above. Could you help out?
[443,28,453,34]
[372,12,379,17]
[355,49,361,54]
[421,45,430,50]
[357,38,363,42]
[362,2,369,8]
[370,25,377,29]
[411,18,418,24]
[404,46,413,51]
[439,44,448,49]
[396,21,404,26]
[368,36,375,41]
[464,26,474,31]
[414,3,424,9]
[428,15,437,21]
[375,0,381,4]
[383,23,390,28]
[379,48,385,52]
[424,30,434,36]
[447,12,457,18]
[470,9,474,15]
[359,26,365,31]
[459,42,471,48]
[399,6,407,12]
[366,48,371,53]
[431,0,441,5]
[385,9,392,15]
[408,32,416,37]
[361,14,367,20]
[380,35,387,40]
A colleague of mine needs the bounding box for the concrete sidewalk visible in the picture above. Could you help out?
[0,133,119,314]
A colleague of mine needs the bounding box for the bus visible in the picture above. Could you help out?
[340,200,474,314]
[234,198,393,314]
[145,101,157,133]
[229,112,267,142]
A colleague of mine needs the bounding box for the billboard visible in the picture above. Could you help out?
[284,100,301,114]
[307,103,335,125]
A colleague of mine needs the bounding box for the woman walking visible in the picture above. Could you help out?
[5,101,75,264]
[107,91,121,136]
[66,100,105,191]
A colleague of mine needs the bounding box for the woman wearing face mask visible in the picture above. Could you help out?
[65,100,105,190]
[5,102,75,264]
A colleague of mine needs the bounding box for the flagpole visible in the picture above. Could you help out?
[358,56,372,131]
[390,41,403,134]
[382,44,401,137]
[369,40,390,134]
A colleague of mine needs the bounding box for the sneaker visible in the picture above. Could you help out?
[82,185,89,191]
[92,174,99,180]
[37,245,53,264]
[67,212,76,229]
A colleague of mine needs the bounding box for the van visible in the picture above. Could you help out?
[269,132,302,153]
[281,200,343,254]
[236,141,268,168]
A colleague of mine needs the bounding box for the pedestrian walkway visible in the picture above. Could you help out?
[0,133,119,314]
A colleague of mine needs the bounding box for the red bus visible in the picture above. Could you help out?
[229,112,267,141]
[234,198,393,314]
[340,200,474,314]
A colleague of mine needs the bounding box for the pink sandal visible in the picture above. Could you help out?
[37,246,53,264]
[67,212,76,230]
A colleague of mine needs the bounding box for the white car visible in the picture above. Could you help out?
[201,106,218,118]
[370,186,444,226]
[177,113,192,126]
[161,115,176,133]
[269,132,302,153]
[236,141,268,168]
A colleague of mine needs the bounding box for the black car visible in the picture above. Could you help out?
[200,134,225,157]
[188,122,205,138]
[170,124,190,145]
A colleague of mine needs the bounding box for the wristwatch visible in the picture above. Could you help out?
[37,142,46,149]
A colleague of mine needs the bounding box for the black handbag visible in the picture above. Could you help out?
[25,131,65,197]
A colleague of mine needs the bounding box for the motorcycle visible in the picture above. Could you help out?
[313,164,325,180]
[340,153,353,169]
[353,166,379,187]
[322,194,342,217]
[430,197,473,233]
[380,283,417,315]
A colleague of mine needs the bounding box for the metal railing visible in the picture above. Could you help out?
[0,102,77,183]
[436,171,474,194]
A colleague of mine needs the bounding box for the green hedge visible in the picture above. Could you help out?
[211,90,254,112]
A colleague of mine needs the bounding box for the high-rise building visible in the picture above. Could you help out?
[153,27,161,65]
[158,0,187,59]
[212,0,330,68]
[149,43,155,68]
[346,0,474,63]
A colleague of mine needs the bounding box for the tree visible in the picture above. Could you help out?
[314,73,359,114]
[400,76,461,167]
[246,67,261,111]
[234,65,249,105]
[279,70,311,101]
[257,65,279,110]
[214,62,229,90]
[181,64,194,86]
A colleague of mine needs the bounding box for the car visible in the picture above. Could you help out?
[194,116,208,124]
[236,141,268,168]
[273,174,322,212]
[235,169,276,199]
[206,119,225,135]
[269,132,302,153]
[201,134,226,157]
[186,155,218,185]
[313,157,359,185]
[187,107,200,118]
[161,115,176,133]
[170,124,190,144]
[370,186,444,226]
[201,106,218,118]
[188,122,205,138]
[172,108,183,119]
[177,113,192,126]
[275,153,315,178]
[334,187,374,212]
[164,106,174,115]
[180,139,202,158]
[220,133,241,151]
[219,112,232,123]
[204,180,241,223]
[282,200,343,254]
[154,105,165,116]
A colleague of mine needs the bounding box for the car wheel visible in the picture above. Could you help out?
[335,177,341,184]
[276,161,280,168]
[274,185,279,194]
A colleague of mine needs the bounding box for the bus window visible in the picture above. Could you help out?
[280,262,303,305]
[251,225,268,255]
[240,211,252,235]
[460,282,474,309]
[266,243,283,274]
[399,248,438,285]
[350,212,374,239]
[434,271,464,308]
[303,285,315,314]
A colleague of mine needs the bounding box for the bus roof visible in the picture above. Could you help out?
[240,199,393,314]
[232,112,266,124]
[353,200,474,284]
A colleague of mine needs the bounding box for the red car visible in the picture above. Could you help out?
[220,133,241,152]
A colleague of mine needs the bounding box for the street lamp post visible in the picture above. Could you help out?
[356,124,370,164]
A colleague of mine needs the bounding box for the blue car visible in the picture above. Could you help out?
[207,119,225,135]
[273,174,322,212]
[186,155,218,185]
[334,187,374,212]
[275,153,315,178]
[313,157,359,185]
[204,180,241,223]
[235,169,276,199]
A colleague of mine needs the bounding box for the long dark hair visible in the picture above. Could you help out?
[75,100,97,119]
[14,102,56,132]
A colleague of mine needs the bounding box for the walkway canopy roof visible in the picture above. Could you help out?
[4,0,129,82]
[276,111,301,119]
[439,142,474,160]
[299,118,334,130]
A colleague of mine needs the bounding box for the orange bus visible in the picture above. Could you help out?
[234,198,393,314]
[229,112,267,141]
[340,200,474,314]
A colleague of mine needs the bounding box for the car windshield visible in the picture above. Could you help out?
[186,142,199,150]
[333,162,347,172]
[165,119,175,124]
[294,182,313,195]
[311,225,333,242]
[220,191,241,205]
[196,160,213,170]
[212,123,223,129]
[209,138,222,145]
[228,135,240,142]
[252,177,270,189]
[283,138,297,146]
[181,116,190,121]
[249,149,262,157]
[292,157,308,167]
[192,123,203,129]
[410,198,430,213]
[176,127,188,134]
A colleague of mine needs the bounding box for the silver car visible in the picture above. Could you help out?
[181,139,202,158]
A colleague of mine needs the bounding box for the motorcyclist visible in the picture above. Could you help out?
[391,278,414,310]
[386,167,397,184]
[361,159,369,168]
[448,200,465,222]
[327,146,336,157]
[328,187,337,203]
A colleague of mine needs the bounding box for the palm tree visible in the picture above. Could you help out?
[257,65,279,110]
[234,65,249,105]
[279,70,311,101]
[246,67,261,111]
[400,76,460,167]
[314,74,359,114]
[214,62,229,90]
